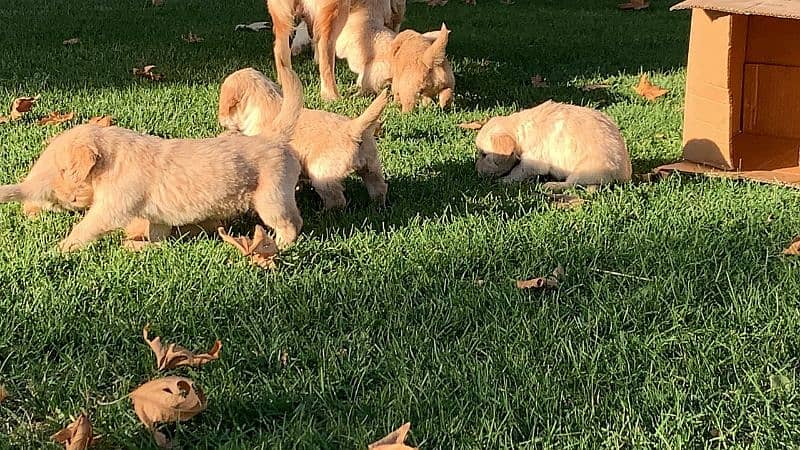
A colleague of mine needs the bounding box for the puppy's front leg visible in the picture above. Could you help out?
[58,204,127,252]
[501,160,547,183]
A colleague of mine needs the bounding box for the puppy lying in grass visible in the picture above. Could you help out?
[219,67,388,210]
[475,101,632,191]
[330,3,454,112]
[2,67,305,252]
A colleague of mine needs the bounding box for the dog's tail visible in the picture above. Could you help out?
[348,89,389,138]
[0,184,24,203]
[423,23,450,69]
[270,66,304,138]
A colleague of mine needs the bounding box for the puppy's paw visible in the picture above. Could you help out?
[57,239,83,253]
[122,239,159,252]
[542,181,571,193]
[500,175,519,184]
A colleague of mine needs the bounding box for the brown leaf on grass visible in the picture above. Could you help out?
[51,414,99,450]
[426,0,447,5]
[63,38,81,46]
[783,237,800,255]
[634,74,668,101]
[618,0,649,9]
[133,65,165,81]
[129,377,206,448]
[0,96,40,122]
[582,83,611,92]
[37,111,75,126]
[143,325,221,371]
[88,115,113,127]
[369,422,417,450]
[280,350,289,367]
[516,265,565,290]
[458,120,486,130]
[465,0,475,4]
[0,384,7,403]
[549,193,585,209]
[234,22,270,32]
[218,225,279,269]
[182,32,204,43]
[152,0,164,5]
[530,75,549,88]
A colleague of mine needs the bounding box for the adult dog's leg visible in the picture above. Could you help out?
[312,0,349,100]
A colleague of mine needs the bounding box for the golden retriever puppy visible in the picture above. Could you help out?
[475,101,632,191]
[219,67,388,209]
[46,68,305,252]
[334,4,454,112]
[268,0,349,101]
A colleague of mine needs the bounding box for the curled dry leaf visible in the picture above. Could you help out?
[37,111,75,126]
[51,413,99,450]
[549,193,586,209]
[369,422,417,450]
[0,96,39,122]
[634,74,668,101]
[143,324,221,371]
[530,75,549,88]
[0,384,7,403]
[182,32,204,43]
[88,115,113,127]
[133,65,165,81]
[218,225,279,269]
[129,377,206,448]
[458,120,486,130]
[618,0,649,9]
[516,265,565,290]
[234,22,270,32]
[783,237,800,256]
[63,38,81,46]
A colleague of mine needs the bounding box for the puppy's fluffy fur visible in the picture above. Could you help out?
[268,0,349,100]
[219,67,388,209]
[334,3,454,113]
[475,101,632,191]
[39,68,305,252]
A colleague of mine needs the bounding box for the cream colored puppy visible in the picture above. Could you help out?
[475,101,632,191]
[219,67,388,209]
[46,68,305,252]
[334,4,454,113]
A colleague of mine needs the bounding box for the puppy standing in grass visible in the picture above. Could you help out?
[43,67,305,252]
[475,101,632,191]
[219,67,388,209]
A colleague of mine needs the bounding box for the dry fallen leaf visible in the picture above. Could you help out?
[516,265,565,290]
[581,83,611,92]
[618,0,649,9]
[458,120,486,130]
[549,193,586,209]
[234,22,270,32]
[218,225,279,269]
[182,32,204,43]
[152,0,164,5]
[143,324,221,371]
[530,75,549,88]
[280,350,289,367]
[0,384,7,403]
[0,96,39,122]
[783,237,800,256]
[465,0,475,4]
[426,0,447,5]
[88,115,113,127]
[634,74,668,101]
[51,414,99,450]
[369,422,417,450]
[37,111,75,126]
[133,65,165,81]
[63,38,81,46]
[130,377,206,448]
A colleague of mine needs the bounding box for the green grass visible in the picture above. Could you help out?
[2,0,800,448]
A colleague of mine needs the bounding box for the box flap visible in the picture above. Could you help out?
[656,160,800,187]
[672,0,800,20]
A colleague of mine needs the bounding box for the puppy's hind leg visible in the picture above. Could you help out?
[501,160,548,184]
[357,150,388,206]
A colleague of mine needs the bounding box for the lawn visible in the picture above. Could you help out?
[2,0,800,448]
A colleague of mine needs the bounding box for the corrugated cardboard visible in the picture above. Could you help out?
[659,0,800,187]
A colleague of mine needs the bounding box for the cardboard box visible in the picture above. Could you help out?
[657,0,800,186]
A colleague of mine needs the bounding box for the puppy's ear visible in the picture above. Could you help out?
[67,144,100,182]
[490,133,517,156]
[423,23,450,68]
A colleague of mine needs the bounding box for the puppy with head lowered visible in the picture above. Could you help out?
[475,101,632,192]
[24,67,305,252]
[219,67,388,210]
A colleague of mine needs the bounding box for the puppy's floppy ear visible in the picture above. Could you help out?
[490,133,517,156]
[422,23,450,68]
[66,144,100,182]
